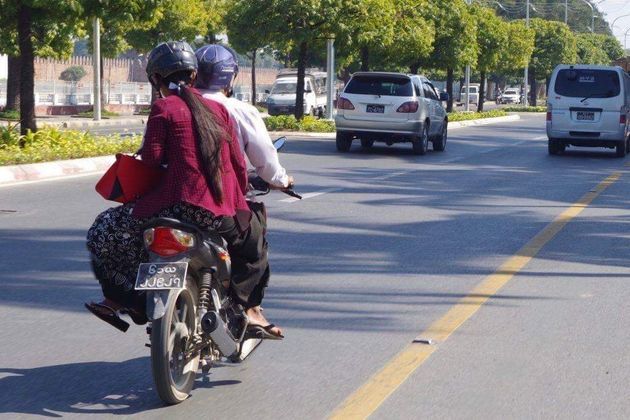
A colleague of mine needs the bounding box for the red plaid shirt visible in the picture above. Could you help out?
[132,88,250,223]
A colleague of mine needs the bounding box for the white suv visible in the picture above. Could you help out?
[335,72,449,155]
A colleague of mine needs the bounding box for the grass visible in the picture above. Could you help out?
[76,109,120,118]
[0,125,141,166]
[0,109,20,121]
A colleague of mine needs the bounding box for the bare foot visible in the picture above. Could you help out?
[246,306,283,338]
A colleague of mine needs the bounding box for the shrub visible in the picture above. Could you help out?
[0,109,20,120]
[264,115,335,132]
[503,106,547,112]
[448,110,508,122]
[76,109,120,118]
[59,66,87,82]
[0,126,141,166]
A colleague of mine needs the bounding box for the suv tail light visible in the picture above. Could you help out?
[396,101,419,113]
[337,97,355,110]
[546,104,552,122]
[144,227,195,257]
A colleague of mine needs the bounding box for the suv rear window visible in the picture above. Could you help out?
[554,69,620,98]
[345,75,413,97]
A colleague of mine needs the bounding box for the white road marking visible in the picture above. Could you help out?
[279,187,342,203]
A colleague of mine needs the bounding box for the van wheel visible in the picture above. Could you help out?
[412,124,429,155]
[548,138,564,155]
[336,132,352,152]
[615,140,626,157]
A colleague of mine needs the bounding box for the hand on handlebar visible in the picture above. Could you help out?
[270,175,295,191]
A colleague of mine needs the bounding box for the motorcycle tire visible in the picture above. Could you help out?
[151,280,200,405]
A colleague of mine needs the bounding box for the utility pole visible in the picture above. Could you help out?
[465,0,472,112]
[92,17,101,121]
[523,0,529,106]
[564,0,568,24]
[326,38,335,120]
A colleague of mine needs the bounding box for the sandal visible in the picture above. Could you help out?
[245,323,284,340]
[84,302,130,332]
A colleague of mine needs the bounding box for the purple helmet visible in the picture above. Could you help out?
[194,44,239,91]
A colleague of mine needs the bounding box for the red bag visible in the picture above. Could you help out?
[95,154,164,203]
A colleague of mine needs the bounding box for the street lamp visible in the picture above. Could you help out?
[577,0,595,33]
[523,0,536,105]
[610,13,630,31]
[625,26,630,50]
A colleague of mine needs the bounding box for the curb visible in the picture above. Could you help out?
[0,114,522,187]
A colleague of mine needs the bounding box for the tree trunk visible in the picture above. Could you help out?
[446,68,454,113]
[410,62,420,74]
[478,71,486,112]
[6,55,21,111]
[360,46,369,72]
[529,67,537,107]
[18,4,36,136]
[294,41,307,120]
[251,49,257,106]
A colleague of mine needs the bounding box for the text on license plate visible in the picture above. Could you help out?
[576,111,595,121]
[135,262,187,290]
[366,104,384,113]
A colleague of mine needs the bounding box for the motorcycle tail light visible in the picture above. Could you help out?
[396,101,419,113]
[145,227,195,256]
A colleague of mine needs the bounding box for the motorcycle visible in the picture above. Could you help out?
[135,137,299,404]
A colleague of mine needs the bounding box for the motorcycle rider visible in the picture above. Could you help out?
[86,41,283,339]
[194,44,293,339]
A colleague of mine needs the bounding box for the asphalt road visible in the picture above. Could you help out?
[1,114,629,419]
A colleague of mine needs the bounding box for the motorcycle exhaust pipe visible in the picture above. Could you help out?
[201,311,238,358]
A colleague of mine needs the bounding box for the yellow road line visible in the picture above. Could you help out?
[330,171,622,420]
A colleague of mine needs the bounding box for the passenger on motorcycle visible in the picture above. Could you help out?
[194,44,293,338]
[85,41,283,339]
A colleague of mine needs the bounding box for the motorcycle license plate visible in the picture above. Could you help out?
[135,262,188,290]
[576,111,595,121]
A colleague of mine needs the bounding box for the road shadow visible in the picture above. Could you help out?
[0,357,239,417]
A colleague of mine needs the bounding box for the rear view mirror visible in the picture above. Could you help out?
[265,89,270,94]
[304,88,313,93]
[567,70,578,82]
[273,136,286,151]
[439,92,449,101]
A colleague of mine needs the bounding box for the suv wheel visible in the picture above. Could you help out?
[336,132,352,152]
[433,121,447,152]
[360,139,374,149]
[412,124,429,155]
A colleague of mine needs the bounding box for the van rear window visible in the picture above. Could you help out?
[345,76,413,97]
[554,69,620,98]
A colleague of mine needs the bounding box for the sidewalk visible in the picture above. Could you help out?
[0,114,147,129]
[0,114,520,187]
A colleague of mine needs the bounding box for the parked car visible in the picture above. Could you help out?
[500,88,521,104]
[334,72,449,155]
[546,64,630,156]
[266,69,327,117]
[459,84,479,105]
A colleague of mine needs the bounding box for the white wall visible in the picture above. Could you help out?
[0,55,7,79]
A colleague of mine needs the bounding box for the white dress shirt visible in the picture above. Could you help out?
[200,90,289,188]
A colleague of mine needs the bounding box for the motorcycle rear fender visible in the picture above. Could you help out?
[146,290,177,321]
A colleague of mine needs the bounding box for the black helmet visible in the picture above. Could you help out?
[145,41,197,84]
[194,44,239,91]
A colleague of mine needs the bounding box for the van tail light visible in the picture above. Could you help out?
[620,109,627,125]
[396,101,419,113]
[546,104,552,122]
[144,227,195,257]
[337,97,355,110]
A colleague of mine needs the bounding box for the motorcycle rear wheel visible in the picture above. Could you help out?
[151,281,200,405]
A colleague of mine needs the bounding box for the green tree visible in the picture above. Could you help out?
[576,33,611,65]
[471,4,508,111]
[423,0,477,112]
[528,18,577,106]
[225,0,276,105]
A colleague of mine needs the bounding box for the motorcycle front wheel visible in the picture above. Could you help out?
[151,281,200,405]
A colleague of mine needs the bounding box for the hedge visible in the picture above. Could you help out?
[0,125,141,165]
[447,109,508,121]
[503,106,547,112]
[264,115,335,132]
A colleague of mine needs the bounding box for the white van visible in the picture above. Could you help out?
[547,64,630,156]
[459,84,479,105]
[266,70,327,117]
